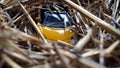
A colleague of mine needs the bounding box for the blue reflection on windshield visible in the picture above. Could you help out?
[42,12,73,28]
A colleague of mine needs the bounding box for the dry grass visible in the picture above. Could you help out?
[0,0,119,68]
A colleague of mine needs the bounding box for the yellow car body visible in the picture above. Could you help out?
[37,23,74,43]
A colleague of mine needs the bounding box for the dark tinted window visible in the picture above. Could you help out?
[42,12,73,28]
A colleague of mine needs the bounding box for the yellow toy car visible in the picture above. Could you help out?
[36,4,76,43]
[37,11,76,43]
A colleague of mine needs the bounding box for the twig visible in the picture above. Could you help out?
[104,40,120,55]
[81,40,120,57]
[105,0,112,9]
[99,30,104,65]
[2,54,22,68]
[112,0,120,17]
[59,49,106,68]
[0,36,27,57]
[6,0,21,6]
[11,14,24,24]
[116,16,120,23]
[63,0,120,38]
[53,44,72,68]
[104,13,120,28]
[29,65,45,68]
[57,40,74,48]
[18,1,48,44]
[79,58,106,68]
[73,28,92,52]
[0,22,44,45]
[81,50,100,57]
[4,49,34,65]
[44,60,52,68]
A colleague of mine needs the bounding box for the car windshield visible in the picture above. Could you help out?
[42,12,73,28]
